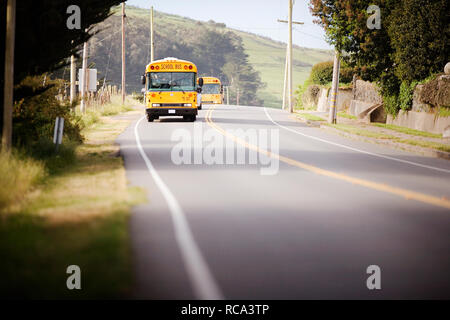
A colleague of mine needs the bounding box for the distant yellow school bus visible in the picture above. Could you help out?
[199,77,223,104]
[142,57,202,122]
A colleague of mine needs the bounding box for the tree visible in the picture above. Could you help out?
[309,0,449,114]
[1,0,123,138]
[388,0,450,82]
[309,0,396,87]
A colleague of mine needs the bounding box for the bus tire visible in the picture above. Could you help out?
[184,115,196,122]
[147,116,154,122]
[198,105,202,110]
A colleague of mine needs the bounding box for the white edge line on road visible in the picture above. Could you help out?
[263,107,450,174]
[134,116,224,300]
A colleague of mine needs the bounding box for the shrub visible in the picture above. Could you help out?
[308,60,355,85]
[309,61,334,85]
[384,94,400,116]
[13,76,83,147]
[398,81,418,111]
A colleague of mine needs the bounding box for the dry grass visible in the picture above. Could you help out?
[0,151,46,211]
[0,99,146,298]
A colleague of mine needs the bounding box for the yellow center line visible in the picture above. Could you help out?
[205,105,450,210]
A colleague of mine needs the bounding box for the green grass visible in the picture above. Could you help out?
[326,124,450,153]
[297,112,326,122]
[397,139,450,153]
[0,98,145,299]
[327,124,396,139]
[372,123,443,138]
[337,112,357,120]
[0,210,132,299]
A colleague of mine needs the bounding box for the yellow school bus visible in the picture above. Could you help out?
[142,57,202,122]
[199,77,223,105]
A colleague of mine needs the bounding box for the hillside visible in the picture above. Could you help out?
[88,6,333,108]
[234,30,333,107]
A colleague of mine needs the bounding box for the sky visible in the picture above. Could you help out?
[126,0,331,50]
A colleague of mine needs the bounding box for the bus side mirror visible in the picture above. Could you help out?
[141,75,145,85]
[196,87,202,93]
[198,77,204,87]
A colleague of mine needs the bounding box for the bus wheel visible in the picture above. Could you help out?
[198,105,202,110]
[184,115,196,122]
[147,116,154,122]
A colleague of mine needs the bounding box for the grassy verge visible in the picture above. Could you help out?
[372,123,442,138]
[326,124,396,139]
[397,139,450,153]
[325,124,450,153]
[296,112,326,122]
[0,151,46,209]
[337,112,357,120]
[0,97,146,299]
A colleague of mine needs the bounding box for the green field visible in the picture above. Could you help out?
[235,31,333,108]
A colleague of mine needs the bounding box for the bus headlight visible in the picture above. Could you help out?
[184,103,192,107]
[152,103,161,107]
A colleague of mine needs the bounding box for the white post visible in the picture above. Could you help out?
[80,40,88,113]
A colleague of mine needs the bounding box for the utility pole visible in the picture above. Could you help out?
[288,0,293,113]
[226,86,229,105]
[150,6,154,62]
[328,51,340,124]
[2,0,16,151]
[80,40,88,113]
[121,2,126,105]
[277,5,304,113]
[70,55,76,104]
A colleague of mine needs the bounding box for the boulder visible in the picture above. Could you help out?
[445,62,450,75]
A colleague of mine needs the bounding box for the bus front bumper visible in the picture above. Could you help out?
[146,107,198,117]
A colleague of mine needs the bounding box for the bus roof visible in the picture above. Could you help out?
[145,57,198,73]
[201,77,221,84]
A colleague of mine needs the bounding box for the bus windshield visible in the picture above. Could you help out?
[148,72,196,91]
[202,83,221,94]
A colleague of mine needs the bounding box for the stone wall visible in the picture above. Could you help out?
[353,79,383,104]
[307,86,352,112]
[348,79,385,122]
[387,111,450,135]
[392,74,450,135]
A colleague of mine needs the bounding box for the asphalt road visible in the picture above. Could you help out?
[117,104,450,299]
